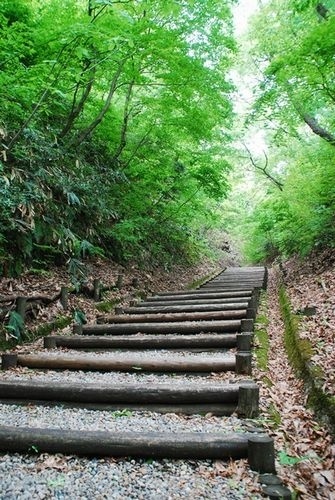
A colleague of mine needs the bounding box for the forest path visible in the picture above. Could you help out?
[0,263,334,498]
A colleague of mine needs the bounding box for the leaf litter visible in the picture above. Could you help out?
[256,264,335,499]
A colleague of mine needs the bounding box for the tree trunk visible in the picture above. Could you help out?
[72,59,126,147]
[302,113,335,146]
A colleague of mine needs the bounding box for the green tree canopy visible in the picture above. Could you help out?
[231,0,335,262]
[0,0,236,274]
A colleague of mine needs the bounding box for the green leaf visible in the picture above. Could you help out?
[6,311,25,341]
[66,192,80,206]
[29,444,39,453]
[74,309,87,325]
[111,409,133,418]
[277,450,309,466]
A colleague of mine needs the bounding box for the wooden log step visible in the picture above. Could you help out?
[211,286,261,290]
[197,287,257,292]
[155,289,252,296]
[204,274,264,280]
[0,379,242,403]
[0,426,256,460]
[1,352,238,372]
[123,303,248,314]
[44,333,240,349]
[80,319,241,335]
[134,298,250,307]
[0,380,258,413]
[96,310,247,324]
[209,275,264,280]
[0,379,259,416]
[215,268,265,275]
[200,276,264,290]
[199,283,262,289]
[197,288,259,294]
[218,275,265,279]
[150,291,252,300]
[206,277,263,281]
[199,285,262,290]
[207,273,264,278]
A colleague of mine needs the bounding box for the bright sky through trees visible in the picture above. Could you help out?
[228,0,335,263]
[233,0,259,35]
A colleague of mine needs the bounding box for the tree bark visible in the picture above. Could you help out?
[72,59,126,147]
[123,303,248,314]
[111,78,135,163]
[135,297,250,307]
[301,113,335,146]
[0,426,251,459]
[59,64,96,138]
[155,289,251,297]
[97,310,246,324]
[146,291,252,302]
[44,333,238,350]
[8,352,237,372]
[0,379,240,404]
[81,319,241,335]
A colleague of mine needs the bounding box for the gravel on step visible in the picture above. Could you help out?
[10,349,234,358]
[0,404,245,433]
[0,369,250,385]
[0,454,262,500]
[0,346,258,498]
[0,395,262,499]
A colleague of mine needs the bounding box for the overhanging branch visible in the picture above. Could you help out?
[242,143,284,191]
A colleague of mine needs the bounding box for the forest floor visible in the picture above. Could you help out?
[0,252,335,499]
[0,257,226,341]
[254,260,335,499]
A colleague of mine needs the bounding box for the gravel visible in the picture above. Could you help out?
[12,349,234,359]
[0,299,261,496]
[0,403,261,499]
[0,374,260,499]
[0,454,261,499]
[0,404,245,433]
[0,368,248,385]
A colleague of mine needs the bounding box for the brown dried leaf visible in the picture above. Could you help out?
[313,470,335,487]
[36,455,69,472]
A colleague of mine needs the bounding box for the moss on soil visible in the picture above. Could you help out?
[254,295,272,382]
[186,267,224,290]
[0,315,71,352]
[279,285,335,436]
[95,299,121,313]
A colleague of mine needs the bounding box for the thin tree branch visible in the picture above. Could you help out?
[242,143,284,191]
[59,63,96,139]
[157,188,201,225]
[5,35,84,151]
[121,124,155,170]
[111,78,135,163]
[70,58,127,147]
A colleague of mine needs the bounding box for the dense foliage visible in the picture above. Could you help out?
[233,0,335,262]
[0,0,235,275]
